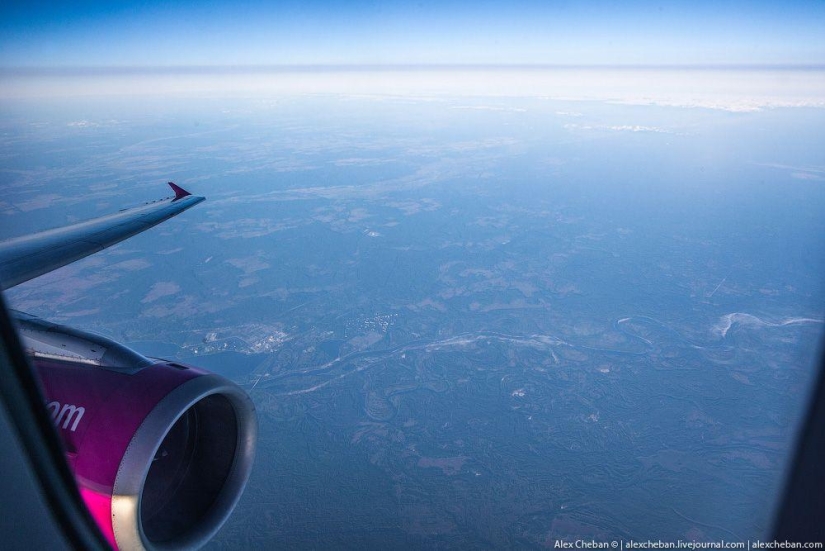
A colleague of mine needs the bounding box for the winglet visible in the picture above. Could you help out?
[168,182,192,201]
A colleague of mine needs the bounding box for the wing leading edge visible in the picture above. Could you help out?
[0,183,205,290]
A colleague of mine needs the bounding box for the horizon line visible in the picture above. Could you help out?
[3,63,825,76]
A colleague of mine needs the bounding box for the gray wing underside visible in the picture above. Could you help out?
[0,184,205,290]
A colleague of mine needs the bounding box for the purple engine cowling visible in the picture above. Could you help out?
[14,312,257,551]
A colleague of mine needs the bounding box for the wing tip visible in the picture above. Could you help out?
[168,182,192,201]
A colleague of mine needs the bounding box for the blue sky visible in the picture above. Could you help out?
[1,0,824,67]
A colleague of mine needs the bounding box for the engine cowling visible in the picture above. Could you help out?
[15,312,257,551]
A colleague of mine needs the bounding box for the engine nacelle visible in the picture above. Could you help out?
[15,312,257,551]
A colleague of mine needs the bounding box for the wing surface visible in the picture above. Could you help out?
[0,183,204,290]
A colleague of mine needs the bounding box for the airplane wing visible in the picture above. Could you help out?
[0,182,204,290]
[0,183,257,550]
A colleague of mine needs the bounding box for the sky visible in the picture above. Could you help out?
[1,0,824,68]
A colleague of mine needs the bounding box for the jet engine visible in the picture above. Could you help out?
[14,311,257,551]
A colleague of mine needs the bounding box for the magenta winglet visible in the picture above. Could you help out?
[168,181,192,201]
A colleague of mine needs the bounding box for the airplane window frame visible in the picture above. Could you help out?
[0,291,111,551]
[772,339,825,543]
